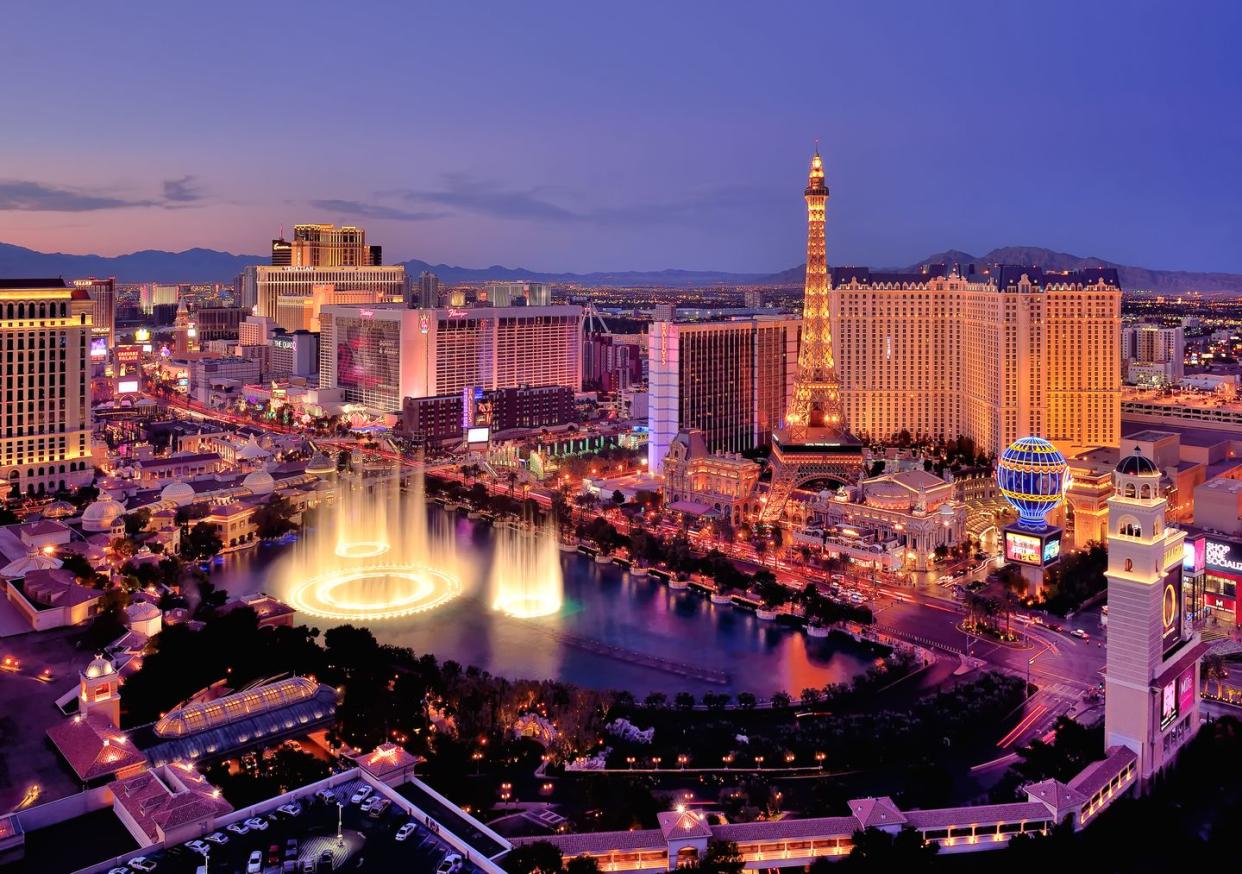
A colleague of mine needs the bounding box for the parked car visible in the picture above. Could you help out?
[244,816,269,831]
[436,853,464,874]
[226,822,250,836]
[315,789,336,804]
[268,844,281,865]
[277,801,303,817]
[186,840,210,855]
[107,868,131,874]
[350,785,373,805]
[246,851,263,874]
[205,832,228,846]
[286,838,299,859]
[395,822,417,842]
[129,858,157,872]
[368,798,391,819]
[1071,628,1090,640]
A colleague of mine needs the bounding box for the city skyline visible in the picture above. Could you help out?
[3,1,1241,274]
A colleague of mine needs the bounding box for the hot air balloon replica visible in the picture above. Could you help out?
[996,436,1069,595]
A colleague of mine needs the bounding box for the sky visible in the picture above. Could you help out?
[2,0,1240,274]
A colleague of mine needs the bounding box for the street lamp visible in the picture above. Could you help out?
[1027,656,1037,693]
[815,752,826,769]
[337,801,344,846]
[754,755,765,770]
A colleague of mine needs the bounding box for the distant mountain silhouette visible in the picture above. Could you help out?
[767,246,1242,295]
[2,240,1238,294]
[0,242,265,284]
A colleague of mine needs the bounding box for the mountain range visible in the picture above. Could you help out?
[1,240,1239,295]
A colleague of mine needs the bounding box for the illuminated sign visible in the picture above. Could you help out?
[115,345,141,365]
[419,312,430,334]
[360,309,374,318]
[448,308,470,318]
[1183,538,1205,572]
[89,337,108,359]
[1005,531,1042,565]
[1178,667,1196,715]
[466,426,490,445]
[1161,565,1184,657]
[1205,539,1242,574]
[1160,679,1177,730]
[272,337,293,350]
[116,379,139,394]
[134,328,151,343]
[1042,535,1061,563]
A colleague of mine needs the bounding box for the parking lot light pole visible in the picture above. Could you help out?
[337,801,344,846]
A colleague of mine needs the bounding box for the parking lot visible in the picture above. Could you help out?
[109,779,492,874]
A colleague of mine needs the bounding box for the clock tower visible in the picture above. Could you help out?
[1104,446,1202,786]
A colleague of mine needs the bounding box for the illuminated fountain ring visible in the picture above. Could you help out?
[493,592,562,619]
[334,541,391,559]
[289,564,462,621]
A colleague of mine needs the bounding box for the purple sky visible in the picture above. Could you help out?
[2,1,1240,273]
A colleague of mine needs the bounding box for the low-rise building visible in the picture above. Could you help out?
[661,429,760,526]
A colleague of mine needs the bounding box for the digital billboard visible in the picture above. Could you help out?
[336,318,400,401]
[1178,667,1196,715]
[89,336,108,359]
[116,379,139,394]
[1160,679,1178,730]
[466,426,490,445]
[1161,564,1184,657]
[1183,538,1205,572]
[1005,531,1042,565]
[1042,533,1062,563]
[1205,538,1242,575]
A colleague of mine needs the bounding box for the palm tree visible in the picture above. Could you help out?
[1204,653,1228,699]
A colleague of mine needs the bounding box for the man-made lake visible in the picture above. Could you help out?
[208,511,875,697]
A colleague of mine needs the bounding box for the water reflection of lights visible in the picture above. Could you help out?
[289,566,461,621]
[334,541,390,559]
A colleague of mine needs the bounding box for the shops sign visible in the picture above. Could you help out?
[1205,540,1242,573]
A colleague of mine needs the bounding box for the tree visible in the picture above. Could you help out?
[736,692,757,710]
[675,691,697,711]
[565,856,600,874]
[0,506,18,525]
[691,840,745,874]
[644,692,668,709]
[843,827,938,868]
[611,489,626,509]
[253,493,298,539]
[770,690,792,708]
[80,588,130,650]
[503,841,563,874]
[181,521,223,561]
[123,508,151,538]
[1204,653,1228,699]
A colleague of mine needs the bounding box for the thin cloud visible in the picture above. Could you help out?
[0,176,207,211]
[388,173,767,227]
[0,179,158,212]
[308,198,450,222]
[162,175,203,203]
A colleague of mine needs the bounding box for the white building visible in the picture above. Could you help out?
[240,264,408,329]
[484,281,551,307]
[647,317,799,473]
[1122,323,1185,385]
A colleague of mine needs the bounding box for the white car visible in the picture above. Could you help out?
[436,853,463,874]
[186,839,210,855]
[226,822,250,836]
[246,850,263,874]
[395,822,417,842]
[205,832,228,846]
[129,858,157,872]
[315,788,336,804]
[277,801,303,817]
[360,794,380,813]
[244,816,269,831]
[1071,628,1090,640]
[350,785,373,805]
[107,868,130,874]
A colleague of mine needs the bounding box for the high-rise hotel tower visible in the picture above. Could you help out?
[830,262,1121,458]
[0,279,94,496]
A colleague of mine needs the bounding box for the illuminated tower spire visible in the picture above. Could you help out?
[758,149,862,525]
[786,146,843,437]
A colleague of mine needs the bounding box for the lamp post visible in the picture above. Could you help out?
[1027,656,1037,694]
[337,801,344,846]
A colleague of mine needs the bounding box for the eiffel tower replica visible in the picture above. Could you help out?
[758,149,863,524]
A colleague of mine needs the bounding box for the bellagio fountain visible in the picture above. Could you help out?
[278,457,563,624]
[281,460,463,621]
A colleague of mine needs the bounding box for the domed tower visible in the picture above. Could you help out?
[1104,445,1199,788]
[80,654,121,727]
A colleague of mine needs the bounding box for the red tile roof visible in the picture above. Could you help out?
[1068,746,1137,799]
[47,715,146,782]
[903,801,1050,830]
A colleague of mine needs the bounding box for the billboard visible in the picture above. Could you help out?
[466,426,490,445]
[1042,533,1062,563]
[1205,538,1242,575]
[1183,537,1205,572]
[117,379,139,394]
[1161,564,1184,657]
[336,318,400,400]
[89,336,108,359]
[1005,531,1042,565]
[1160,679,1178,730]
[1178,667,1196,715]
